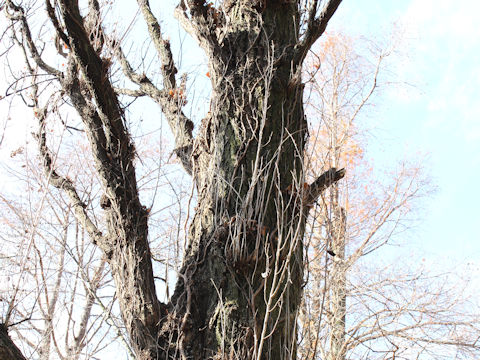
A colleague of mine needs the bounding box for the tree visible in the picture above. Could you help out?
[1,1,345,359]
[0,142,136,359]
[298,32,480,360]
[300,31,401,360]
[0,134,192,359]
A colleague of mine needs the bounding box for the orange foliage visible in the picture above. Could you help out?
[168,88,187,105]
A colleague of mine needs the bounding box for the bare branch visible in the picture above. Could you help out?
[130,1,196,174]
[137,0,177,89]
[116,46,194,174]
[114,86,147,97]
[295,0,343,64]
[304,167,346,206]
[35,106,107,254]
[5,0,61,76]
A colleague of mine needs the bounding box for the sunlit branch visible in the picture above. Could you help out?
[5,0,61,77]
[295,0,343,64]
[174,0,221,53]
[304,167,346,206]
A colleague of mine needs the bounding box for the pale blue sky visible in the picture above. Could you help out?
[1,1,478,263]
[330,0,480,263]
[1,1,479,358]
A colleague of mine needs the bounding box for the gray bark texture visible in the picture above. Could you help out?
[327,203,347,360]
[4,0,344,359]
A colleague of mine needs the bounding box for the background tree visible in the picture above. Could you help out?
[298,32,480,360]
[0,114,193,358]
[1,1,345,359]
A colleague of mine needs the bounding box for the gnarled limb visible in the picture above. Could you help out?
[12,14,109,290]
[116,46,194,174]
[114,2,196,174]
[44,1,163,356]
[5,0,61,77]
[58,1,127,146]
[35,105,107,254]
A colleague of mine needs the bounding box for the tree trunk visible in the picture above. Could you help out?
[166,5,308,359]
[327,205,347,360]
[0,324,26,360]
[4,0,344,359]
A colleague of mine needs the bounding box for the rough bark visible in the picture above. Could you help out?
[163,3,344,359]
[4,0,344,359]
[56,1,163,356]
[170,4,307,358]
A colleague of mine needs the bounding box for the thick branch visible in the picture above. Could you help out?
[58,0,127,148]
[114,87,147,97]
[45,0,69,47]
[0,324,26,360]
[55,6,165,357]
[304,167,346,206]
[295,0,343,64]
[137,0,177,89]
